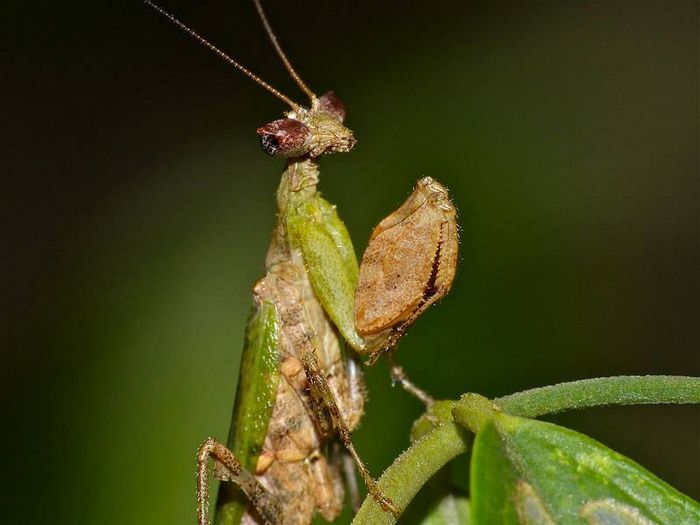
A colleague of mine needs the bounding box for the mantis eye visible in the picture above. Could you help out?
[317,91,346,122]
[257,118,310,157]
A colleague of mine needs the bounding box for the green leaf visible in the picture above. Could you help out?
[419,493,471,525]
[470,413,700,525]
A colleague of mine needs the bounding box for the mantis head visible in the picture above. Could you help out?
[143,1,355,160]
[257,91,356,159]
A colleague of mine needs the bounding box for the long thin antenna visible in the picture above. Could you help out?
[253,0,317,102]
[144,0,301,110]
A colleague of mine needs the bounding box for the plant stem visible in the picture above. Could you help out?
[352,419,471,525]
[493,375,700,419]
[352,375,700,524]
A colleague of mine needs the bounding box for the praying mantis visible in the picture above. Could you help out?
[145,2,459,524]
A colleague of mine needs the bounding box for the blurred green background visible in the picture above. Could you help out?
[4,1,698,523]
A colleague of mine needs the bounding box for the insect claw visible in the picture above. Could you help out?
[377,493,401,518]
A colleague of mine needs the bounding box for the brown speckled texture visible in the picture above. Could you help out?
[355,177,458,355]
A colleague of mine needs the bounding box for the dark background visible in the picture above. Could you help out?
[4,1,698,523]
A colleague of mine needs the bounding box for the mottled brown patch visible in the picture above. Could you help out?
[279,356,302,378]
[233,203,366,524]
[354,177,458,358]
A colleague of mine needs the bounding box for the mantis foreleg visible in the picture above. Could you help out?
[301,351,401,518]
[197,437,283,525]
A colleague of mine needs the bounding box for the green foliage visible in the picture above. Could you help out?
[354,378,700,525]
[418,493,470,525]
[470,414,700,524]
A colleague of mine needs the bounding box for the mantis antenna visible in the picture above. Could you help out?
[252,0,317,102]
[144,0,302,110]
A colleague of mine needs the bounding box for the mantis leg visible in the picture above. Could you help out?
[340,446,362,512]
[386,351,435,407]
[197,437,283,525]
[301,351,401,518]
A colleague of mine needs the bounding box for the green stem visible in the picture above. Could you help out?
[353,375,700,523]
[352,420,471,525]
[494,375,700,419]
